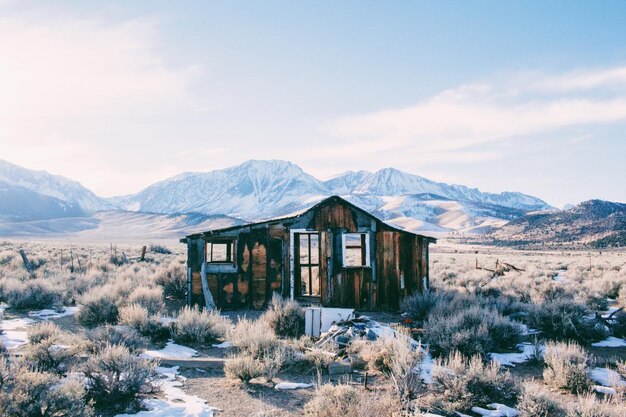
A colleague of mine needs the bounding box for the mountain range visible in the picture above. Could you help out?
[485,199,626,248]
[0,158,578,240]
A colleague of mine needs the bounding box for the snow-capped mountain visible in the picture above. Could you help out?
[0,159,113,212]
[112,160,329,219]
[324,168,550,211]
[0,180,85,221]
[112,160,552,233]
[0,158,556,236]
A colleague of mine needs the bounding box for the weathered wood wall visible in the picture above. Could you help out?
[186,197,432,310]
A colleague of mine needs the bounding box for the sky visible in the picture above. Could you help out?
[1,1,625,207]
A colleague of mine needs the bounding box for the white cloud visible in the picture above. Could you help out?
[0,10,207,195]
[326,66,626,158]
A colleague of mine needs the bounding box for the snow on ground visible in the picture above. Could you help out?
[592,337,626,348]
[519,323,540,336]
[212,341,233,348]
[590,367,626,395]
[420,352,434,384]
[552,271,568,282]
[490,343,541,367]
[28,306,79,319]
[116,366,219,417]
[471,403,518,417]
[274,382,313,390]
[142,341,198,359]
[0,317,34,349]
[0,305,79,349]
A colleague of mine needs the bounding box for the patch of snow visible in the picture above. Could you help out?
[116,366,219,417]
[471,403,519,417]
[0,317,35,349]
[490,343,542,367]
[420,352,434,384]
[592,337,626,348]
[212,341,233,349]
[602,306,622,319]
[552,272,568,282]
[274,382,313,390]
[594,385,617,395]
[590,367,626,388]
[141,341,198,360]
[519,323,540,336]
[28,306,79,319]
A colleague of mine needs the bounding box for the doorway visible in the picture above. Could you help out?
[294,232,320,297]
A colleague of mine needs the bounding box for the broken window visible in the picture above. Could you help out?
[206,240,235,263]
[342,233,369,267]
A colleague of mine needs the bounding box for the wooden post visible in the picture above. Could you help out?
[364,372,369,390]
[19,249,34,276]
[70,250,75,273]
[140,246,147,262]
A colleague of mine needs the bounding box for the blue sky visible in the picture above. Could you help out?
[1,1,625,206]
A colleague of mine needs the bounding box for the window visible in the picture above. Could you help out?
[206,240,235,263]
[342,233,370,267]
[297,233,320,297]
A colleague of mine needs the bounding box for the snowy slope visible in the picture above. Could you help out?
[0,159,113,212]
[112,160,330,220]
[324,168,551,211]
[109,160,552,234]
[0,180,85,221]
[0,210,242,240]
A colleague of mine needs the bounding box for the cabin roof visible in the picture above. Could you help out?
[180,195,437,243]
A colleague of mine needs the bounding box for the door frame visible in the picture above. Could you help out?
[289,229,322,300]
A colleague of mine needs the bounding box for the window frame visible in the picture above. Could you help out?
[295,232,321,297]
[206,239,236,264]
[341,232,370,268]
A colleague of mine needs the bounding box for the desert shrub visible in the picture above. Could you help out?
[77,288,119,327]
[567,394,623,417]
[127,286,164,315]
[171,306,229,345]
[304,384,362,417]
[611,311,626,338]
[425,305,523,357]
[154,261,187,299]
[28,322,61,344]
[23,338,80,374]
[529,299,609,344]
[262,293,304,338]
[0,278,61,311]
[118,304,170,342]
[83,344,156,412]
[517,381,566,417]
[230,318,278,357]
[224,353,265,383]
[543,341,592,394]
[87,325,147,353]
[304,384,402,417]
[430,351,520,413]
[149,244,172,255]
[262,345,286,382]
[0,366,93,417]
[401,290,444,320]
[582,293,610,312]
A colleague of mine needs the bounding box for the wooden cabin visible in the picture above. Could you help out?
[180,196,435,311]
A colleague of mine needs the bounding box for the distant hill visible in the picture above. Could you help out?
[0,210,243,240]
[0,180,85,221]
[0,159,113,212]
[486,199,626,248]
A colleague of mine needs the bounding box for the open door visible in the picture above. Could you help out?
[294,232,321,299]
